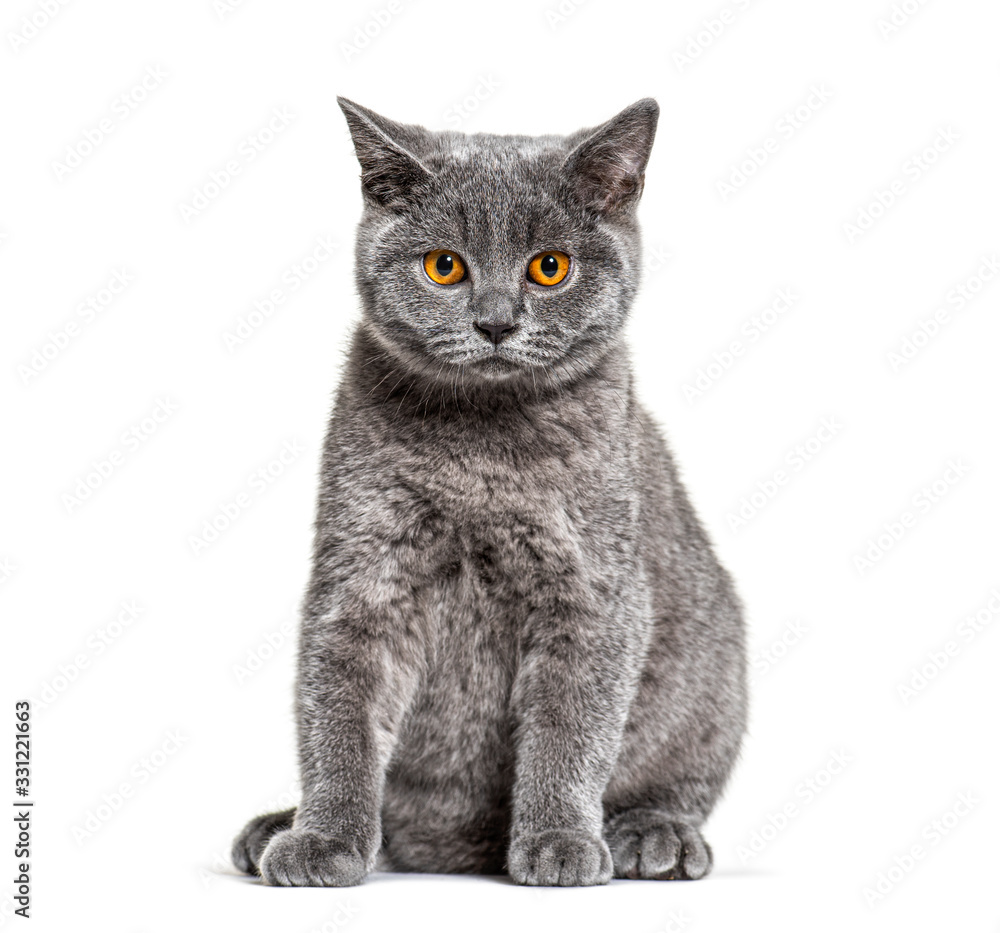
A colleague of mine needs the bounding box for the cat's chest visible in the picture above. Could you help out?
[399,419,605,533]
[386,412,633,591]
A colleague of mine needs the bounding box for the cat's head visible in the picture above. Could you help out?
[338,96,658,387]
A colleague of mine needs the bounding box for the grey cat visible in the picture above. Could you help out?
[232,97,747,887]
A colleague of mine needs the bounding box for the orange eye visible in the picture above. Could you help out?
[527,251,571,286]
[423,249,467,285]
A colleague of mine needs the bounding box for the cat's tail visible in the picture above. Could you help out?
[231,808,296,875]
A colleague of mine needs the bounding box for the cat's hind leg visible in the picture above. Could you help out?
[604,807,711,880]
[231,808,296,876]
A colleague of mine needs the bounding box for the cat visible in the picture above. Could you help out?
[232,96,747,887]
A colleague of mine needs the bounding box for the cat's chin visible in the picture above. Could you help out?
[444,349,603,390]
[465,353,525,381]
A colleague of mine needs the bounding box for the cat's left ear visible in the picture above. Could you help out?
[563,99,659,216]
[337,97,435,211]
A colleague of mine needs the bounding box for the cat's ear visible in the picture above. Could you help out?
[563,99,659,216]
[337,97,435,211]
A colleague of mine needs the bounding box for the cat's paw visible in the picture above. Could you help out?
[508,829,613,886]
[605,809,712,880]
[259,829,368,887]
[231,808,296,875]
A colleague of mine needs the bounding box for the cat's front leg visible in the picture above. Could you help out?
[259,529,430,886]
[507,568,648,887]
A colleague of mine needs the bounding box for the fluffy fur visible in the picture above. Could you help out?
[232,97,747,887]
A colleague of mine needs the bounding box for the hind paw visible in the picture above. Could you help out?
[605,809,712,880]
[231,808,296,876]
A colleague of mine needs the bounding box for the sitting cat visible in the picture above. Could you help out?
[232,97,747,887]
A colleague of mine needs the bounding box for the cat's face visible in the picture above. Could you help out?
[339,98,658,388]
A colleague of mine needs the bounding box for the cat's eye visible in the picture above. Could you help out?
[527,251,571,286]
[423,250,467,286]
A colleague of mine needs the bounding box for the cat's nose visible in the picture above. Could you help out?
[474,320,517,345]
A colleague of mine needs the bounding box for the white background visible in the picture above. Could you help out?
[2,0,998,930]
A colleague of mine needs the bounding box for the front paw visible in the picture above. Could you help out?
[508,829,612,886]
[259,829,368,887]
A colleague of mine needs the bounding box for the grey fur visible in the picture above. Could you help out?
[232,97,747,887]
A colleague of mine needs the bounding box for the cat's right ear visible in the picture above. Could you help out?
[337,97,435,211]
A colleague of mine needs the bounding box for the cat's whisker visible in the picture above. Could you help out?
[458,365,480,412]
